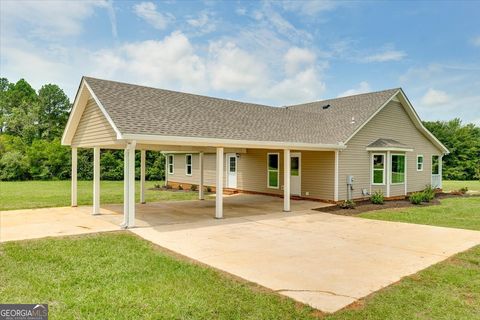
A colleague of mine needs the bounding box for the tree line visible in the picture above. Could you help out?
[0,77,478,181]
[0,78,165,181]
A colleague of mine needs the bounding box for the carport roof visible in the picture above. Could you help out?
[80,77,399,146]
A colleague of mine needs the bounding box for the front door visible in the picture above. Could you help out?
[226,153,237,188]
[290,153,301,196]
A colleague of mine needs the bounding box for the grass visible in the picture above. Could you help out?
[1,232,479,319]
[0,180,204,211]
[359,196,480,232]
[442,180,480,192]
[0,232,317,320]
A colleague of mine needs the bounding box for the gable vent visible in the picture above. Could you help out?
[322,104,331,110]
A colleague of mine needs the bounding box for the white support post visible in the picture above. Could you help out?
[140,150,146,204]
[215,147,224,219]
[71,147,78,207]
[122,147,129,227]
[439,155,443,189]
[404,154,408,196]
[93,147,100,215]
[127,142,136,227]
[334,150,339,202]
[386,151,391,198]
[284,149,291,212]
[199,152,204,200]
[164,154,168,187]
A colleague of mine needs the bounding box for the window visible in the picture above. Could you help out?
[185,154,192,176]
[391,154,406,184]
[267,153,279,188]
[167,155,174,175]
[372,154,385,184]
[417,155,424,171]
[432,155,440,174]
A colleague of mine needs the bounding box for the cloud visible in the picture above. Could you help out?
[280,0,339,16]
[0,0,114,39]
[338,81,371,97]
[235,7,247,16]
[187,10,216,34]
[284,47,316,75]
[421,89,450,106]
[362,49,406,62]
[471,36,480,47]
[133,2,174,30]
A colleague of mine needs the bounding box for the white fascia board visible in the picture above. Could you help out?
[83,81,123,140]
[343,90,400,145]
[121,134,346,151]
[396,90,450,155]
[366,147,414,152]
[62,78,123,146]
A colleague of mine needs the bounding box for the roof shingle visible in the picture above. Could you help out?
[84,77,399,145]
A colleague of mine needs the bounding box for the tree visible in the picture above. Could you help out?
[423,119,480,180]
[37,84,71,140]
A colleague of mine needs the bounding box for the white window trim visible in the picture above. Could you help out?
[390,153,406,185]
[167,155,174,175]
[185,154,192,176]
[371,153,386,185]
[417,155,424,172]
[267,152,280,189]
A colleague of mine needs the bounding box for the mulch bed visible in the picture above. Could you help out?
[314,192,466,216]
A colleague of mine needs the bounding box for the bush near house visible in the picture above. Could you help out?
[409,192,424,205]
[370,191,385,204]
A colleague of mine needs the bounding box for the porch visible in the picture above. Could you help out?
[98,194,330,228]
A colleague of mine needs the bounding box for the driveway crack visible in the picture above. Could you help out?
[275,288,358,300]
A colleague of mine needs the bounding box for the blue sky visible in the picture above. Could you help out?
[1,0,479,125]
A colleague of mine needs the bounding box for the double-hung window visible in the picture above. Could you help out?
[417,155,424,171]
[167,155,174,175]
[391,154,406,184]
[372,154,385,184]
[185,154,192,176]
[267,153,279,189]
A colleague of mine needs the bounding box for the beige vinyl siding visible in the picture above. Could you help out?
[72,98,117,147]
[338,101,442,200]
[168,149,335,200]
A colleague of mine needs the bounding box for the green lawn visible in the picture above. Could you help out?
[1,232,479,319]
[442,180,480,192]
[0,180,203,211]
[359,197,480,231]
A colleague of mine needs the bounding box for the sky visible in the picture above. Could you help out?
[1,0,479,125]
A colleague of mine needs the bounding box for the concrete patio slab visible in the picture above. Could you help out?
[0,206,119,242]
[129,208,480,313]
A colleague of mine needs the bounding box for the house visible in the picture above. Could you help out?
[62,77,449,228]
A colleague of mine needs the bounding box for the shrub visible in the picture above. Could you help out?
[409,192,424,205]
[178,184,183,191]
[206,186,212,193]
[154,183,161,189]
[339,200,356,209]
[370,190,384,205]
[460,187,468,194]
[422,185,435,202]
[190,184,197,191]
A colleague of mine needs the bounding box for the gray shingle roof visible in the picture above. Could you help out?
[84,77,399,145]
[367,138,409,149]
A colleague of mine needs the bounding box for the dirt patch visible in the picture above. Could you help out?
[314,193,467,216]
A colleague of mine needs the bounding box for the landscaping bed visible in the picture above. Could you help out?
[315,192,467,216]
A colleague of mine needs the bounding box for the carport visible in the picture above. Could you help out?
[62,77,344,228]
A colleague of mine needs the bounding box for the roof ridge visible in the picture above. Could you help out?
[83,76,276,109]
[286,87,401,108]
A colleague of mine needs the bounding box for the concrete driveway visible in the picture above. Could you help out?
[130,208,480,313]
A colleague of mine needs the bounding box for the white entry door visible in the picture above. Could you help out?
[226,153,237,188]
[290,153,301,196]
